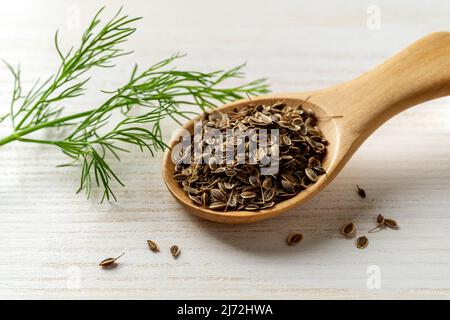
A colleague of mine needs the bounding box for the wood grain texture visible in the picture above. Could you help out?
[1,0,450,299]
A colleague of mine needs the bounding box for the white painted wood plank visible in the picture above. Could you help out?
[1,0,450,299]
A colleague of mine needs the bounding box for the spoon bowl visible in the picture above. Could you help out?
[163,95,340,223]
[162,32,450,224]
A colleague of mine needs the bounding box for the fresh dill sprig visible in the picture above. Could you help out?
[0,7,269,202]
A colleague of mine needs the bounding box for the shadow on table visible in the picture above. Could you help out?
[184,179,373,257]
[183,156,450,257]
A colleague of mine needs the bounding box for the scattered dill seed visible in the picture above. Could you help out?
[170,245,181,258]
[99,251,126,268]
[356,185,366,198]
[369,214,400,232]
[369,214,385,233]
[384,218,400,230]
[287,232,304,245]
[147,240,159,252]
[340,222,356,238]
[356,236,369,249]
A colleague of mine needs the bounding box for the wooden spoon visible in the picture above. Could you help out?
[162,32,450,224]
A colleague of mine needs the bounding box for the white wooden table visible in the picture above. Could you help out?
[1,0,450,299]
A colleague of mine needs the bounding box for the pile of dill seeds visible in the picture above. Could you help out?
[172,102,328,211]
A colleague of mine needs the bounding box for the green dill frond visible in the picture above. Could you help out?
[0,8,270,202]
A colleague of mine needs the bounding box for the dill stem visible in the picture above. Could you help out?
[0,7,269,201]
[15,82,58,130]
[16,138,59,145]
[0,110,94,147]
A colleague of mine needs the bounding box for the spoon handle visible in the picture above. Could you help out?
[313,32,450,140]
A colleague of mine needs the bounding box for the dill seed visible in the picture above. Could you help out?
[147,240,159,252]
[287,232,304,245]
[173,101,327,212]
[384,218,400,230]
[368,214,399,233]
[340,222,356,238]
[99,251,126,268]
[356,185,366,198]
[170,245,181,258]
[305,168,318,182]
[369,214,386,233]
[356,236,369,249]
